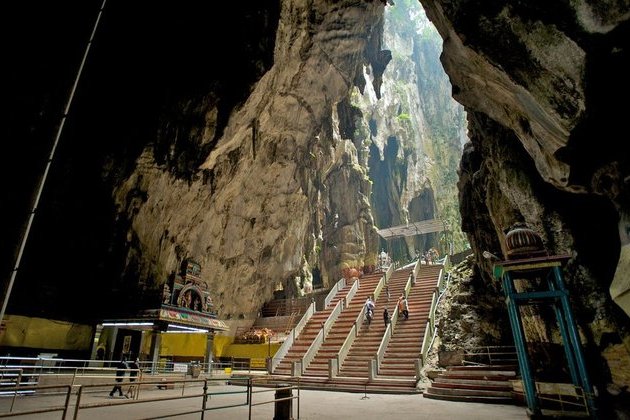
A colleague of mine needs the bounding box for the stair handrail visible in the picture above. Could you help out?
[419,260,449,367]
[462,345,518,366]
[336,272,386,372]
[371,271,386,302]
[384,263,394,283]
[344,277,359,305]
[376,305,397,371]
[271,300,316,372]
[436,255,450,292]
[300,285,350,374]
[375,270,413,372]
[324,277,346,308]
[403,267,414,299]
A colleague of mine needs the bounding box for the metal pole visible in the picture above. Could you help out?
[502,272,540,415]
[201,379,207,420]
[0,0,108,327]
[553,266,598,418]
[545,271,580,385]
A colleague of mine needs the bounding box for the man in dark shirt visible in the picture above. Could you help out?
[109,357,128,397]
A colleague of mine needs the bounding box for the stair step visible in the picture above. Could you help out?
[431,382,512,392]
[426,385,513,397]
[274,266,442,382]
[423,391,515,404]
[434,377,513,387]
[442,370,516,377]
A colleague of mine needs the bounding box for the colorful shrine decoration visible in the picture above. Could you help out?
[162,259,214,314]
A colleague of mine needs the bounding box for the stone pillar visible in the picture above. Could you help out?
[138,330,148,360]
[149,329,162,373]
[89,324,104,362]
[292,361,302,377]
[368,359,377,380]
[106,327,118,361]
[329,358,338,378]
[205,331,214,371]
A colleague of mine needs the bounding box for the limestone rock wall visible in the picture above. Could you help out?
[420,0,630,398]
[113,0,386,319]
[352,0,468,261]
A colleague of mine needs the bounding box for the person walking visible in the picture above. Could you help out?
[383,307,390,328]
[109,356,128,398]
[397,294,409,320]
[401,295,409,320]
[125,358,140,399]
[365,296,375,325]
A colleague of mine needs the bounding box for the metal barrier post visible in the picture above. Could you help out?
[73,385,85,420]
[62,384,73,420]
[297,382,300,419]
[200,379,207,420]
[10,369,22,412]
[248,378,253,420]
[273,383,292,420]
[71,367,78,388]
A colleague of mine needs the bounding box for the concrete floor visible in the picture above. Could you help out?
[0,382,529,419]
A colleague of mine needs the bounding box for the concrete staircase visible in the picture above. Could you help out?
[424,365,517,404]
[272,280,355,375]
[337,269,408,379]
[378,265,443,378]
[271,264,445,394]
[301,273,382,377]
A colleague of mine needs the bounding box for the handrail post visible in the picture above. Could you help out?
[71,367,78,388]
[201,379,208,420]
[9,369,23,412]
[73,385,84,420]
[248,377,253,419]
[61,385,72,420]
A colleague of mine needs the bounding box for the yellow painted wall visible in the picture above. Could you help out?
[156,333,281,360]
[218,343,281,359]
[0,315,92,350]
[0,316,278,362]
[160,333,207,357]
[212,334,234,357]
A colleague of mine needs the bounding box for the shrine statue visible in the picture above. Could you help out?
[204,295,213,312]
[162,284,172,304]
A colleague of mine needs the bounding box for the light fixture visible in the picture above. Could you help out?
[167,324,209,333]
[102,322,154,327]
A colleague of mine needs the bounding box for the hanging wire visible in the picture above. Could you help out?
[0,0,108,326]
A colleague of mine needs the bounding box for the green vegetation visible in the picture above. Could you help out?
[351,0,470,255]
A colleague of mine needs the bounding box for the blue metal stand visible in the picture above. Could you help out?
[493,255,597,418]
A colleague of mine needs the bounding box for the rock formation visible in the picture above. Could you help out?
[3,1,629,399]
[113,0,387,318]
[421,0,630,404]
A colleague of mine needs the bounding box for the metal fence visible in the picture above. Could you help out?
[0,366,301,420]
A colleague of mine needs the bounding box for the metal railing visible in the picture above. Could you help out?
[0,357,263,387]
[0,375,302,420]
[462,345,518,366]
